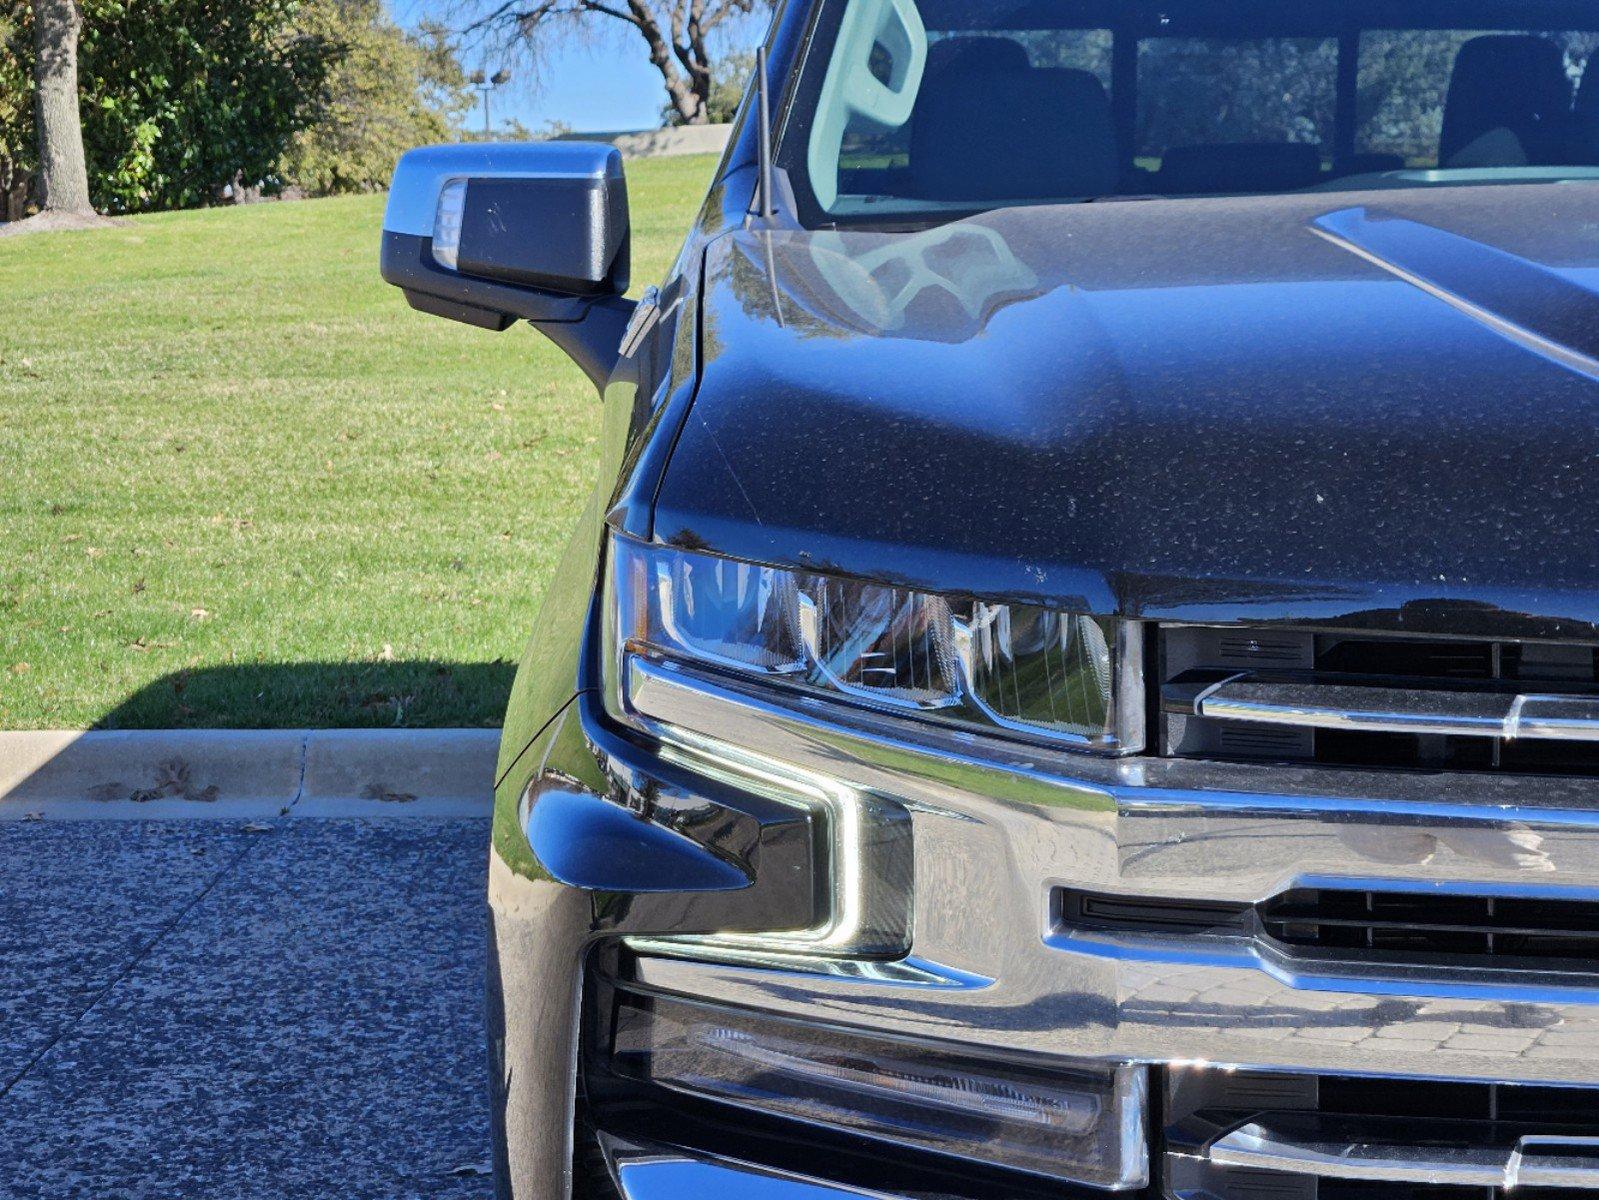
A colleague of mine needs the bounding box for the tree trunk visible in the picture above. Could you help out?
[670,84,707,124]
[31,0,94,215]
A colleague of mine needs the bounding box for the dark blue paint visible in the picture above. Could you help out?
[652,183,1599,641]
[527,785,753,893]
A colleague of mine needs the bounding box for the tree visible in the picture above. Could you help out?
[73,0,335,212]
[660,47,749,125]
[0,10,35,219]
[30,0,92,213]
[452,0,768,127]
[282,0,474,195]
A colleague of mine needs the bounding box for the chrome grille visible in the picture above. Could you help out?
[1165,1069,1599,1200]
[1058,886,1599,970]
[1160,625,1599,774]
[1260,889,1599,962]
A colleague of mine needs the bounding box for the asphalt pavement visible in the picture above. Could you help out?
[0,816,492,1200]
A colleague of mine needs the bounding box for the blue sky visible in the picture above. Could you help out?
[393,2,761,134]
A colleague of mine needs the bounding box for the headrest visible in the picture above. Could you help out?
[1157,142,1323,195]
[925,35,1031,76]
[1578,54,1599,118]
[911,68,1119,201]
[1440,35,1573,167]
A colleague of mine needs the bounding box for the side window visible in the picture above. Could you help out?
[1358,30,1498,166]
[1356,30,1599,168]
[822,18,1115,211]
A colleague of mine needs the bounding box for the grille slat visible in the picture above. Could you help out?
[1262,888,1599,963]
[1162,626,1599,775]
[1059,886,1599,969]
[1166,1071,1599,1200]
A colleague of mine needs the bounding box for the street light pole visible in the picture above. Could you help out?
[471,69,513,139]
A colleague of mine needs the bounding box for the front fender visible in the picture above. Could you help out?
[487,692,819,1200]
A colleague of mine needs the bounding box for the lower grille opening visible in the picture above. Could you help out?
[1059,886,1599,972]
[1165,1069,1599,1200]
[1260,889,1599,964]
[1314,1076,1596,1124]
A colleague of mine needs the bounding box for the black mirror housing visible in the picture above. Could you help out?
[379,142,637,389]
[455,177,629,295]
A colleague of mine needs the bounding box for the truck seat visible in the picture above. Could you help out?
[1439,34,1573,167]
[911,67,1119,202]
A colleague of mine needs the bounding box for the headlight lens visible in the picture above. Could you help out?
[606,536,1143,754]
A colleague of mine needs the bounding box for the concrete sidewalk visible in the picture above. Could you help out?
[0,729,500,819]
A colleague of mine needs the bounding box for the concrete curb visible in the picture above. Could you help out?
[0,729,499,820]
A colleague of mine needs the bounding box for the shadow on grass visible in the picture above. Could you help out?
[92,660,517,730]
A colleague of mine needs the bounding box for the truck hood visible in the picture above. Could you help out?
[651,184,1599,639]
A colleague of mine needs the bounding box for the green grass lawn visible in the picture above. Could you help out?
[0,154,718,730]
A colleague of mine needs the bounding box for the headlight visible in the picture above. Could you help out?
[604,536,1144,755]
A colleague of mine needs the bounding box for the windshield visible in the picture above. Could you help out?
[778,0,1599,226]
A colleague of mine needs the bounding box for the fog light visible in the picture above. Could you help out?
[610,992,1148,1189]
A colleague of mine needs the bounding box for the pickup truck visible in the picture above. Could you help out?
[381,2,1599,1198]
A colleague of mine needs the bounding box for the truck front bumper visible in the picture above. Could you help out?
[492,663,1599,1199]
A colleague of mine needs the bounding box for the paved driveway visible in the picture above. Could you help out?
[0,816,492,1199]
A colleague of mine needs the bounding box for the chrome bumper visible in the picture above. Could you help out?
[603,1137,900,1199]
[623,660,1599,1086]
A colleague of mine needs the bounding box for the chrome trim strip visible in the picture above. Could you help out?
[1190,671,1249,712]
[1187,677,1599,743]
[1045,927,1599,1004]
[1512,1136,1599,1189]
[1208,1122,1599,1190]
[622,657,915,960]
[1208,1120,1509,1187]
[605,1141,900,1198]
[620,658,1599,1086]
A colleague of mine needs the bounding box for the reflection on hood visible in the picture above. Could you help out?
[658,185,1599,637]
[798,223,1041,339]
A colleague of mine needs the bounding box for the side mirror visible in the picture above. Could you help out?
[380,142,637,388]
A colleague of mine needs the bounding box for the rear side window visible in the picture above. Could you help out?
[1358,29,1599,166]
[1136,38,1338,162]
